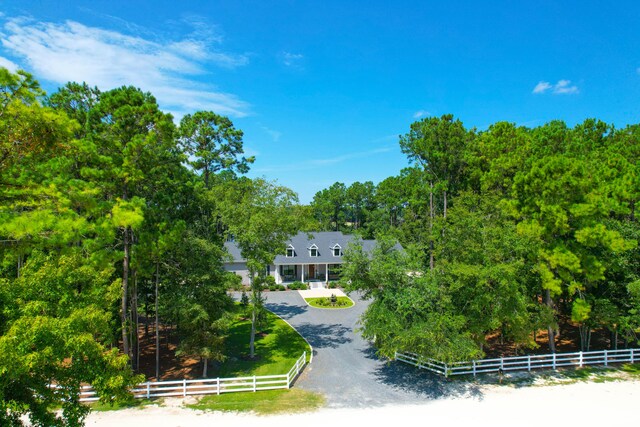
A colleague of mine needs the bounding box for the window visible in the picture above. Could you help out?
[282,265,296,281]
[332,244,341,257]
[286,245,295,257]
[309,244,319,257]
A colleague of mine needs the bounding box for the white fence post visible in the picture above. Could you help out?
[217,378,220,395]
[579,351,583,368]
[472,360,476,378]
[631,349,635,364]
[604,349,608,367]
[146,382,150,399]
[183,379,187,397]
[500,357,504,372]
[552,352,556,370]
[253,376,257,392]
[527,355,531,372]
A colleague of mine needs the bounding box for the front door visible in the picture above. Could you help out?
[308,264,315,279]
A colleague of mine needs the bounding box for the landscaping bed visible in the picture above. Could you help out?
[304,296,354,309]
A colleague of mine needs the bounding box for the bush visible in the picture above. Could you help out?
[240,291,250,307]
[268,285,277,291]
[288,281,306,290]
[327,282,338,289]
[277,284,286,291]
[264,275,276,287]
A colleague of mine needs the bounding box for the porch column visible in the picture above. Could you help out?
[301,264,305,283]
[325,263,328,284]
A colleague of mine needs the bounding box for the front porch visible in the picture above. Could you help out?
[275,263,341,288]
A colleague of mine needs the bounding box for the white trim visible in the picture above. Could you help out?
[309,244,319,257]
[332,244,342,257]
[286,244,295,258]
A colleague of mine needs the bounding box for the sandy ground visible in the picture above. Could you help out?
[84,380,640,427]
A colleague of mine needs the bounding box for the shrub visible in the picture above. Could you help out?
[288,281,306,290]
[240,291,250,307]
[264,275,276,287]
[277,284,286,291]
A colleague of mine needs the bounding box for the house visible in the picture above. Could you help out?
[223,231,396,289]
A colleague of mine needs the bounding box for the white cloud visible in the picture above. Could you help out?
[533,81,553,94]
[0,55,18,71]
[553,79,579,94]
[533,79,579,95]
[413,110,430,119]
[281,51,304,67]
[0,17,250,117]
[260,125,282,142]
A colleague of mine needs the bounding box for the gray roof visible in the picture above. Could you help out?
[223,231,401,265]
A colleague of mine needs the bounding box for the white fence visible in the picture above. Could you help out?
[395,348,640,378]
[78,351,307,402]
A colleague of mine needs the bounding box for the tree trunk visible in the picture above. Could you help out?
[429,181,434,271]
[155,262,160,381]
[203,358,208,378]
[155,261,160,380]
[250,306,257,358]
[443,189,447,219]
[122,226,131,361]
[133,269,139,371]
[16,253,22,278]
[545,289,556,353]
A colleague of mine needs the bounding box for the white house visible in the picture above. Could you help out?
[223,231,396,289]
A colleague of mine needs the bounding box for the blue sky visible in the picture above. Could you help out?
[2,1,639,203]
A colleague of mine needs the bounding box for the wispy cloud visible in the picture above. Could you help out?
[532,81,552,94]
[254,145,394,173]
[0,16,250,118]
[260,125,282,142]
[280,51,304,68]
[413,110,430,119]
[0,55,18,71]
[533,79,579,95]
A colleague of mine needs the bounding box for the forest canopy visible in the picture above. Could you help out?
[315,115,640,362]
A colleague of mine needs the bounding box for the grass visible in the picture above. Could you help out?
[187,388,325,415]
[89,398,155,412]
[305,296,354,309]
[213,305,311,378]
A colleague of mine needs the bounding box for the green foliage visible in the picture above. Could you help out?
[305,296,353,308]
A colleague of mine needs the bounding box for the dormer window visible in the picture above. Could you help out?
[332,244,342,257]
[309,244,319,257]
[286,245,295,257]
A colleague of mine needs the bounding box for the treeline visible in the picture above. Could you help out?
[322,114,640,362]
[0,68,302,426]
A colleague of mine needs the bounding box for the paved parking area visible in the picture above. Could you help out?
[262,291,480,408]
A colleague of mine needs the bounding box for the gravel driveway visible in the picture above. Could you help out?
[262,291,480,408]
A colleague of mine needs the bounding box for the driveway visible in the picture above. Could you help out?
[262,291,480,408]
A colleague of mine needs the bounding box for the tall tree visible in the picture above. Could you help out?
[179,111,254,189]
[214,178,302,358]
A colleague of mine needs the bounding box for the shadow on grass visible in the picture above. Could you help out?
[294,323,353,349]
[361,346,483,400]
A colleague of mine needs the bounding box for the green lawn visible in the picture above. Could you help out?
[305,296,354,309]
[213,306,311,378]
[187,388,324,415]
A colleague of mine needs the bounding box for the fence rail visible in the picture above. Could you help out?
[395,348,639,378]
[78,351,307,402]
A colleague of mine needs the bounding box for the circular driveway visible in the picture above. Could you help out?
[263,291,480,408]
